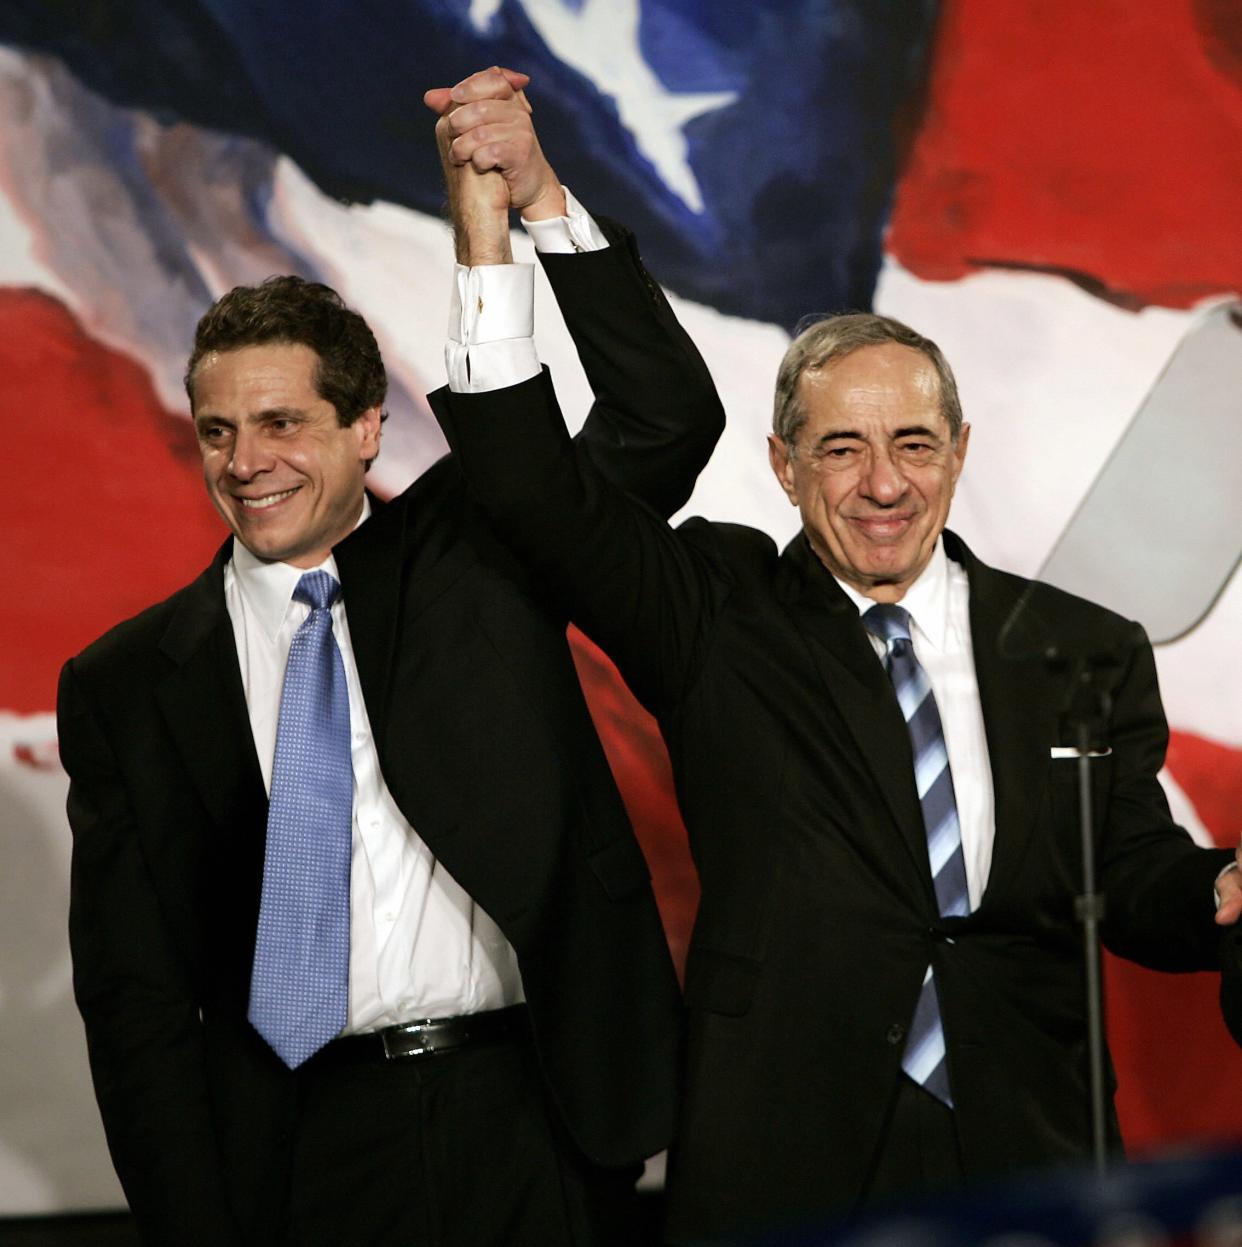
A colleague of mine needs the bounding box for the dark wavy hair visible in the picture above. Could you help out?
[184,275,388,432]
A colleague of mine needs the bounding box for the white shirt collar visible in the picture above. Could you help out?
[229,496,371,643]
[834,536,951,652]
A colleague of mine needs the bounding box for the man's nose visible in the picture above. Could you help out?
[860,449,906,504]
[228,429,272,481]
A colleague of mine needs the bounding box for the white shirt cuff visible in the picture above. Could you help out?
[1215,860,1239,910]
[445,263,539,393]
[444,187,607,394]
[522,186,609,254]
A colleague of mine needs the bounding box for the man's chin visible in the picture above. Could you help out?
[234,535,290,564]
[227,518,300,565]
[847,543,928,591]
[231,521,344,569]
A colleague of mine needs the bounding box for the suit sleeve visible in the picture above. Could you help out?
[1096,628,1231,970]
[58,660,245,1246]
[536,216,725,520]
[432,370,729,719]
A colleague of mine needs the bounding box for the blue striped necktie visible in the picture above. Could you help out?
[248,570,353,1069]
[864,603,969,1108]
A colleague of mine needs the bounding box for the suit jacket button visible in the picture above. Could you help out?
[886,1024,905,1045]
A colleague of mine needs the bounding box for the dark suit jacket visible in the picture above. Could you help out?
[57,224,724,1246]
[435,369,1232,1239]
[1221,928,1242,1047]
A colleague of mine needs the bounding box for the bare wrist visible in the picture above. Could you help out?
[453,206,513,266]
[519,179,567,223]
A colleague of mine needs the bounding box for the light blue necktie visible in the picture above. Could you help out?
[864,603,969,1108]
[248,570,353,1069]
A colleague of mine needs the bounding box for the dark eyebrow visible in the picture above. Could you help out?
[193,412,233,430]
[809,425,942,450]
[193,406,304,429]
[811,430,865,449]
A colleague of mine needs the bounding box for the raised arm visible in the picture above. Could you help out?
[538,213,724,518]
[425,67,724,518]
[432,364,753,721]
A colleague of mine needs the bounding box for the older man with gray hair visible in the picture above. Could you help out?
[433,307,1242,1240]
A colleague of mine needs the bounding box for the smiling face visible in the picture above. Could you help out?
[768,342,969,603]
[191,342,382,567]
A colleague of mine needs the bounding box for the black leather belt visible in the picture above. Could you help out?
[314,1005,528,1067]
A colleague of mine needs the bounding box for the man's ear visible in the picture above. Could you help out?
[354,406,383,463]
[951,422,970,486]
[768,435,799,506]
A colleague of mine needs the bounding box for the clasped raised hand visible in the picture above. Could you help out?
[424,65,566,248]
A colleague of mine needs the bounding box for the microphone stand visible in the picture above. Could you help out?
[1002,585,1143,1173]
[1052,650,1119,1176]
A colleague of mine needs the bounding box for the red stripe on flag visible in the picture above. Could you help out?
[0,288,224,713]
[888,0,1242,306]
[569,628,698,977]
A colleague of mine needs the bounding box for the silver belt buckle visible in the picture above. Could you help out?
[380,1020,433,1059]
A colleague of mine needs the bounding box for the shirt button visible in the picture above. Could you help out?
[886,1024,906,1045]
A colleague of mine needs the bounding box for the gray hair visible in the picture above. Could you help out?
[772,313,963,451]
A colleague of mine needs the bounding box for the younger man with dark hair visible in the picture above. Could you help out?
[59,68,722,1245]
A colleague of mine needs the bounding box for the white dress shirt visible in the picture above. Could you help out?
[225,510,522,1031]
[836,540,997,908]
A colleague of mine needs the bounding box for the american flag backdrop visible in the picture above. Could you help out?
[2,0,1241,1213]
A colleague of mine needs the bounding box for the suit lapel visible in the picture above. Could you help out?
[777,535,932,883]
[951,534,1059,908]
[334,472,480,748]
[155,542,267,837]
[335,492,404,747]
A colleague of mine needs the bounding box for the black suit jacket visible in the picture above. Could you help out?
[435,370,1232,1239]
[57,224,725,1245]
[1221,928,1242,1047]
